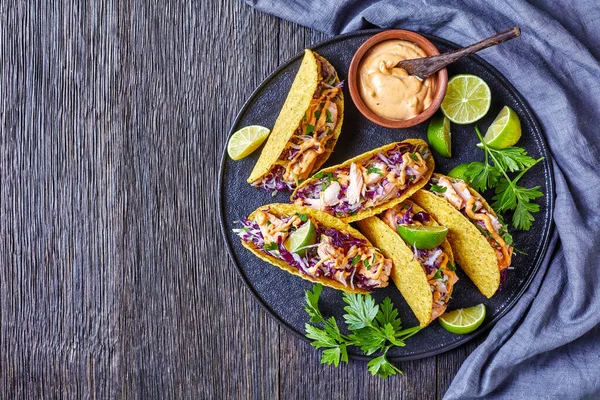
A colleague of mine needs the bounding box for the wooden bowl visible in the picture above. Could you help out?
[348,30,448,129]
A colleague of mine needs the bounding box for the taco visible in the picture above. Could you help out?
[411,174,513,298]
[356,200,458,326]
[233,203,392,293]
[290,139,433,223]
[248,50,344,193]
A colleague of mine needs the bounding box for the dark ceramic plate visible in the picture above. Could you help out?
[219,30,554,361]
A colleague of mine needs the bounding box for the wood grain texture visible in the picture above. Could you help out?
[0,0,475,398]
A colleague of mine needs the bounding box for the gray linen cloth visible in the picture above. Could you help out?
[244,0,600,398]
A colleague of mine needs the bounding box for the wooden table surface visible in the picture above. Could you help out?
[1,1,484,398]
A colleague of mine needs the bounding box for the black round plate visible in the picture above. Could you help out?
[219,30,554,361]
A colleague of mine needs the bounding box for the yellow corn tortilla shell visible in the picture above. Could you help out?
[356,200,454,327]
[247,50,344,184]
[291,139,434,223]
[242,203,368,294]
[411,178,500,298]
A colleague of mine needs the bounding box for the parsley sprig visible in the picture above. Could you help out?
[304,284,421,378]
[464,127,544,231]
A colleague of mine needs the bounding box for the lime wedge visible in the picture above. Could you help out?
[397,225,448,250]
[285,219,317,256]
[439,304,486,334]
[427,114,452,158]
[447,163,470,181]
[441,74,491,124]
[482,106,522,149]
[227,125,270,160]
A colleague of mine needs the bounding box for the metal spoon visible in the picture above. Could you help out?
[395,27,521,79]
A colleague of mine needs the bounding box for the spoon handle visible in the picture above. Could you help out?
[398,27,521,78]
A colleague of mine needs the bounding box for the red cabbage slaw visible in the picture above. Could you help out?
[291,142,430,218]
[233,214,388,291]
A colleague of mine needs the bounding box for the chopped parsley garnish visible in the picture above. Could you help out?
[295,213,308,222]
[313,171,324,179]
[264,242,278,251]
[364,258,371,270]
[266,221,272,226]
[432,268,444,280]
[314,110,322,120]
[430,184,447,194]
[447,264,456,271]
[367,167,383,176]
[306,124,315,135]
[326,109,333,123]
[324,172,337,182]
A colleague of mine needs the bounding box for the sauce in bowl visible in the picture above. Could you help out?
[358,40,435,121]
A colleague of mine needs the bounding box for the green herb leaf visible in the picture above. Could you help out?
[326,109,333,123]
[351,255,360,266]
[432,268,443,280]
[306,124,315,135]
[264,242,278,251]
[321,347,342,367]
[305,324,338,349]
[473,126,545,231]
[342,293,378,330]
[314,110,322,120]
[325,172,337,182]
[367,167,383,176]
[364,258,371,270]
[304,284,324,323]
[448,263,457,271]
[409,153,419,162]
[313,171,324,179]
[296,213,308,222]
[488,147,537,172]
[303,285,418,379]
[464,161,501,192]
[375,298,402,332]
[348,327,386,355]
[430,184,447,194]
[368,354,401,378]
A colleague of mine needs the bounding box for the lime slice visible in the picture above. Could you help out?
[447,163,470,181]
[482,106,522,149]
[284,219,317,256]
[227,125,270,160]
[397,225,448,250]
[427,114,452,158]
[439,304,486,334]
[441,74,491,124]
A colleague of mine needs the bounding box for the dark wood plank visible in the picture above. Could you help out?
[0,0,475,397]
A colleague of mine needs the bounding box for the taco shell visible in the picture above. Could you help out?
[356,201,455,326]
[248,50,344,184]
[411,188,500,298]
[291,139,434,223]
[242,203,368,294]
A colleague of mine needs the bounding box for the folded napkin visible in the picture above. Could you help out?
[244,0,600,398]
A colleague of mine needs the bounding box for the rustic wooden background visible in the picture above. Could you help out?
[0,1,483,398]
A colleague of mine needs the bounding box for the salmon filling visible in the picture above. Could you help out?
[292,143,430,218]
[234,209,392,290]
[382,203,458,322]
[253,56,343,193]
